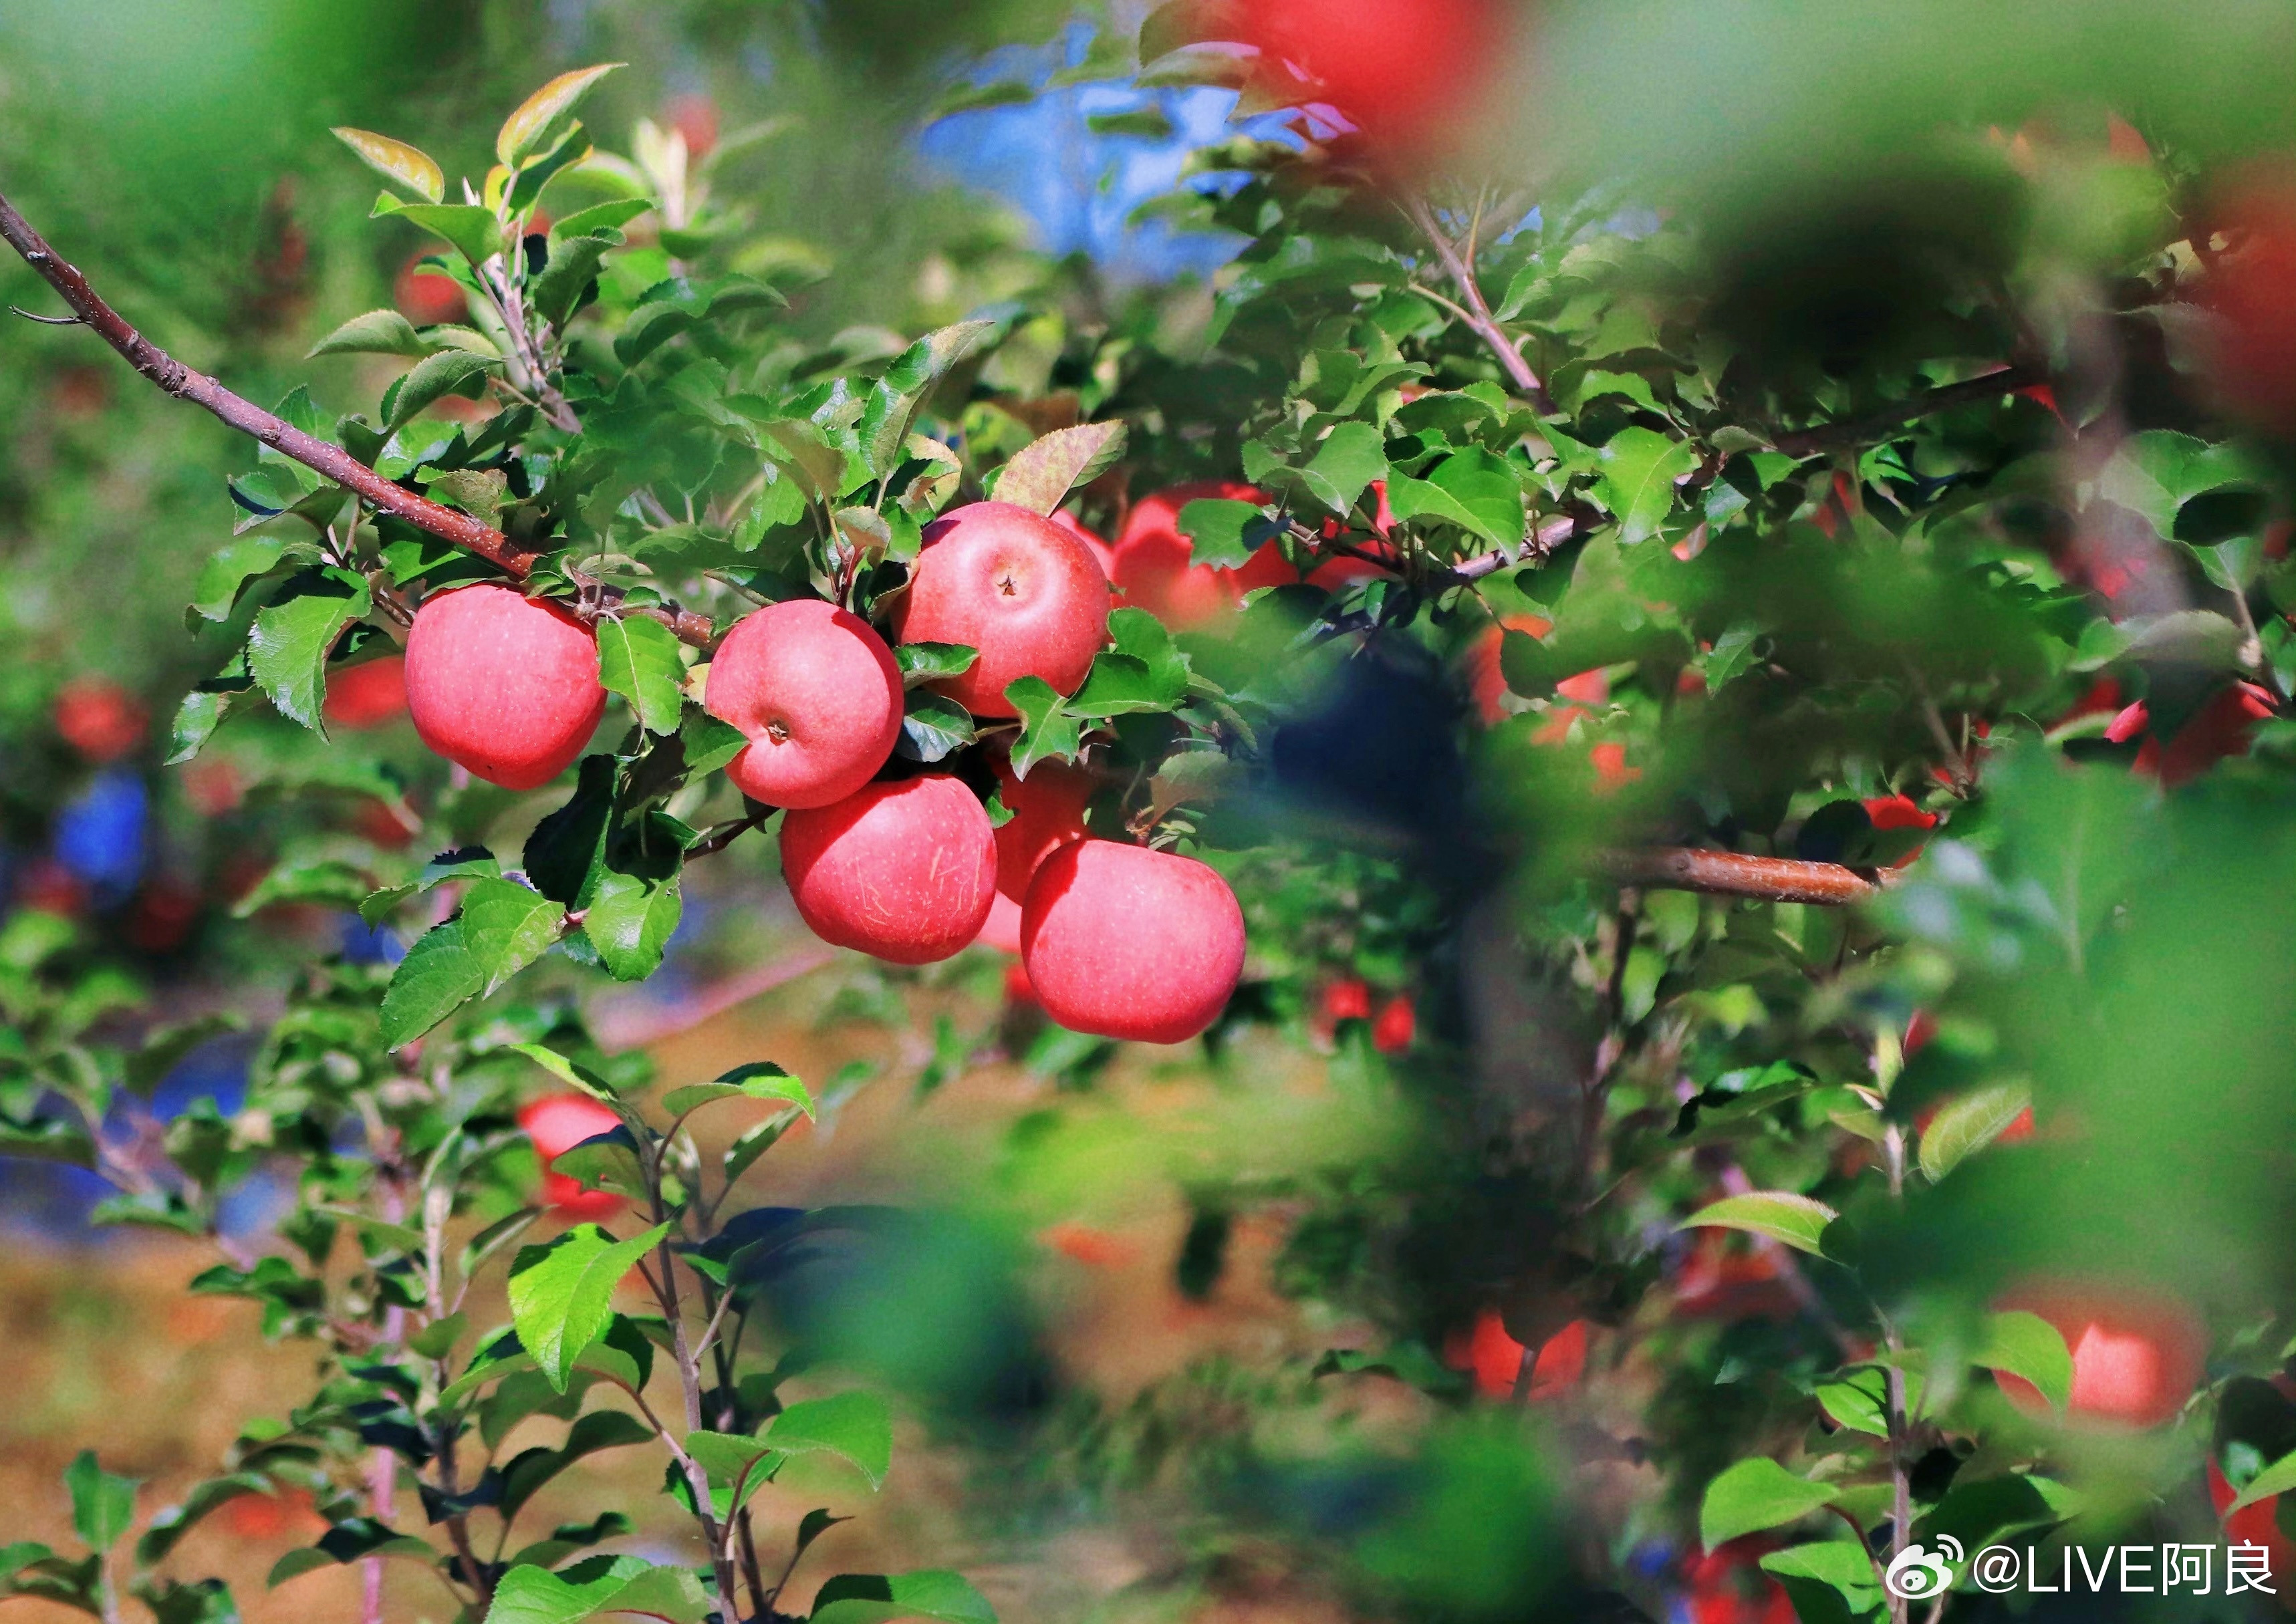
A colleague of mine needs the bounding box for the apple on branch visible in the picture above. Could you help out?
[897,501,1112,717]
[706,599,904,808]
[404,583,607,789]
[781,775,997,964]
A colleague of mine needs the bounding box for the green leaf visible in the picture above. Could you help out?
[1068,607,1190,718]
[386,350,501,431]
[309,309,430,359]
[531,234,616,328]
[330,128,444,204]
[136,1474,272,1567]
[807,1571,997,1624]
[995,422,1128,517]
[507,1222,672,1391]
[582,857,682,982]
[1678,1191,1837,1256]
[862,321,1001,478]
[680,712,747,776]
[682,1431,782,1497]
[248,567,370,732]
[1704,622,1763,693]
[1974,1310,2074,1414]
[498,1410,654,1523]
[1698,1458,1838,1551]
[373,202,507,269]
[1593,426,1697,545]
[380,918,483,1049]
[1384,472,1509,549]
[767,1391,892,1490]
[526,755,617,909]
[0,1118,98,1168]
[2095,430,2262,537]
[596,615,687,736]
[483,1559,711,1624]
[1299,421,1387,517]
[1918,1084,2032,1182]
[553,200,655,239]
[2228,1446,2296,1516]
[499,64,625,167]
[231,858,374,918]
[1005,677,1082,779]
[894,690,976,765]
[64,1452,138,1554]
[1176,498,1265,569]
[1813,1368,1925,1440]
[463,877,569,994]
[894,643,981,689]
[191,537,290,621]
[663,1064,814,1121]
[408,1311,467,1359]
[166,690,234,765]
[1758,1541,1883,1605]
[428,468,511,526]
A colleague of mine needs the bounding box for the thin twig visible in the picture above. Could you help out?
[0,188,711,648]
[1402,193,1550,408]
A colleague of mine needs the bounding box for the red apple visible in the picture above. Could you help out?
[1683,1539,1798,1624]
[404,584,607,790]
[1239,0,1507,156]
[706,599,904,808]
[1990,1280,2204,1430]
[1020,840,1247,1043]
[324,654,408,730]
[895,501,1110,718]
[1321,976,1374,1026]
[518,1094,626,1221]
[1444,1311,1587,1400]
[781,775,997,964]
[394,254,467,326]
[53,676,147,762]
[180,759,245,817]
[2198,171,2296,431]
[993,755,1094,902]
[1052,509,1120,579]
[1112,482,1296,630]
[1372,994,1416,1053]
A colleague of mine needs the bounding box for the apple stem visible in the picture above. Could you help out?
[0,187,715,649]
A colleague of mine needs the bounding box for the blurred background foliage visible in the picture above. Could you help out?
[13,2,2296,1623]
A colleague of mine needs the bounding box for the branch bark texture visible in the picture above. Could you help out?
[0,188,712,647]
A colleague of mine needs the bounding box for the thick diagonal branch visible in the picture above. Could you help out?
[0,188,711,647]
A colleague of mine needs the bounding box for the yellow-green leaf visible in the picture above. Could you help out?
[331,128,444,204]
[498,64,626,167]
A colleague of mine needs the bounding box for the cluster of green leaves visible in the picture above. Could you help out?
[0,898,986,1624]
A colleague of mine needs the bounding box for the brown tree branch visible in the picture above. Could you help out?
[1402,194,1551,410]
[1601,847,1884,906]
[0,188,713,647]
